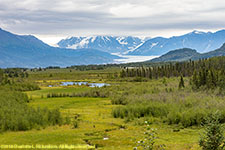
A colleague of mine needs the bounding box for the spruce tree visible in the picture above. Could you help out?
[199,113,225,150]
[179,75,185,89]
[192,70,199,89]
[0,69,3,84]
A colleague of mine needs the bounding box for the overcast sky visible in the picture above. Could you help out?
[0,0,225,45]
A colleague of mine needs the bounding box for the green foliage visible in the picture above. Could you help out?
[178,75,185,89]
[191,69,223,90]
[46,87,109,98]
[4,68,29,78]
[73,120,79,129]
[0,69,3,83]
[64,114,71,125]
[136,129,158,150]
[135,122,165,150]
[111,57,225,128]
[120,56,225,88]
[111,94,128,105]
[110,78,225,127]
[5,82,40,91]
[199,113,225,150]
[0,70,40,91]
[0,71,61,132]
[113,103,212,127]
[112,103,169,119]
[0,89,63,132]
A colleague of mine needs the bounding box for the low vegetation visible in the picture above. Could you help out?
[0,71,62,132]
[0,56,224,149]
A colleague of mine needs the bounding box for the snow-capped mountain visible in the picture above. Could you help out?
[128,30,225,56]
[57,36,145,53]
[58,30,225,56]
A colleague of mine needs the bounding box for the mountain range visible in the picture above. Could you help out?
[0,28,119,68]
[58,36,146,53]
[58,30,225,56]
[0,28,225,68]
[150,43,225,62]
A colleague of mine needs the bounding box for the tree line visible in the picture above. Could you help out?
[120,56,225,90]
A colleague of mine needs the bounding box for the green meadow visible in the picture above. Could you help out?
[0,77,207,150]
[0,85,203,150]
[0,57,224,150]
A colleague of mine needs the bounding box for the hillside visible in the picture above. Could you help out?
[150,43,225,62]
[150,48,200,62]
[0,28,119,68]
[195,43,225,59]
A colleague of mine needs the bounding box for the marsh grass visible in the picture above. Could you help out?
[0,68,223,149]
[111,78,225,127]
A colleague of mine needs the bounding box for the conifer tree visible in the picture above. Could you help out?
[199,113,225,150]
[192,70,199,89]
[179,75,185,89]
[0,69,3,84]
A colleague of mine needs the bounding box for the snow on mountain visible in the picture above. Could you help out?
[128,30,225,56]
[57,36,146,53]
[57,29,225,56]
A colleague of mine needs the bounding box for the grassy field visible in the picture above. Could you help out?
[1,67,224,150]
[0,82,205,150]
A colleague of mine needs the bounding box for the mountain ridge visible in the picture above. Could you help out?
[57,29,225,56]
[0,28,119,68]
[129,29,225,56]
[150,43,225,62]
[57,36,146,53]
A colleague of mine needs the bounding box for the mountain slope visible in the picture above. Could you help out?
[150,43,225,62]
[0,28,119,68]
[195,43,225,59]
[128,30,225,56]
[57,36,145,53]
[150,48,200,62]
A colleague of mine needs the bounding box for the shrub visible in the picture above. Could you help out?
[0,90,63,132]
[199,113,225,150]
[73,121,79,129]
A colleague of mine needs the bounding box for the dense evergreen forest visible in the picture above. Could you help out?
[120,56,225,90]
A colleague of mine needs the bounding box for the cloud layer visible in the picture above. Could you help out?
[1,0,225,44]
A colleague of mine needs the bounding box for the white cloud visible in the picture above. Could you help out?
[0,0,225,45]
[110,4,151,18]
[35,35,66,46]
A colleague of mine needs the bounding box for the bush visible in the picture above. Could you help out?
[0,90,63,132]
[73,121,79,129]
[199,113,225,150]
[3,82,40,92]
[112,103,170,119]
[46,88,110,99]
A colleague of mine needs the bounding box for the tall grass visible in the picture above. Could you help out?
[111,78,225,127]
[46,87,110,98]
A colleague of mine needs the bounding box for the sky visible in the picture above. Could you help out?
[0,0,225,46]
